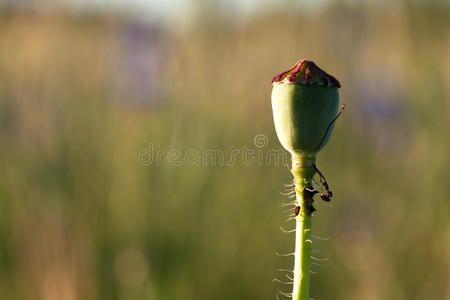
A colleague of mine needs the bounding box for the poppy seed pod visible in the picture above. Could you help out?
[271,60,341,162]
[271,60,342,300]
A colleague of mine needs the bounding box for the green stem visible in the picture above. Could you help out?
[291,155,316,300]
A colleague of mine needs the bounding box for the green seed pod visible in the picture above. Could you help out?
[271,60,342,300]
[271,60,341,162]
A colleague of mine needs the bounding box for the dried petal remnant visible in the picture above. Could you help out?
[271,59,341,88]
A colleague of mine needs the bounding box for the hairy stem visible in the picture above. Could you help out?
[291,155,316,300]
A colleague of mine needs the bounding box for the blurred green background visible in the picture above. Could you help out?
[0,0,449,299]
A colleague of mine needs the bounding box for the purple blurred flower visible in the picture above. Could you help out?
[352,71,410,154]
[112,21,167,107]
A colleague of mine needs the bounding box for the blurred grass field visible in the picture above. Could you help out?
[0,2,449,300]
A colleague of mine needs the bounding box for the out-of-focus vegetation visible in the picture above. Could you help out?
[0,2,449,300]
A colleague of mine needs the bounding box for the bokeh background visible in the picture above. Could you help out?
[0,0,449,299]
